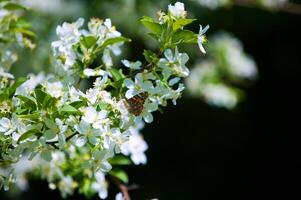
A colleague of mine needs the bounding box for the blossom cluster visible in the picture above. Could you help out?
[0,0,35,81]
[186,32,257,109]
[1,2,208,199]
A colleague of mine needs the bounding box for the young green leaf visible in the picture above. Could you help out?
[109,155,132,165]
[34,89,56,108]
[18,129,39,143]
[9,77,28,98]
[44,118,57,129]
[172,30,198,44]
[140,16,162,35]
[16,95,37,110]
[41,150,52,162]
[143,50,159,64]
[172,18,196,31]
[107,68,125,82]
[80,35,98,49]
[44,129,57,140]
[2,2,27,11]
[95,36,131,53]
[109,168,129,184]
[59,104,79,115]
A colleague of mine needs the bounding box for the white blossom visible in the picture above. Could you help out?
[124,73,154,99]
[52,18,84,71]
[0,68,14,79]
[121,125,148,165]
[81,106,108,129]
[16,72,47,95]
[74,120,101,147]
[203,83,238,109]
[122,60,142,70]
[158,48,190,78]
[92,171,108,199]
[45,81,64,98]
[0,117,13,135]
[101,126,129,152]
[115,192,124,200]
[168,2,187,18]
[198,25,210,53]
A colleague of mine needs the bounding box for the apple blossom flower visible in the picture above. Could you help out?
[158,48,190,78]
[124,73,154,99]
[92,171,108,199]
[122,60,142,70]
[198,25,210,53]
[81,106,108,129]
[168,2,187,18]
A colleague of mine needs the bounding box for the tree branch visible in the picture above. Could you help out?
[110,177,132,200]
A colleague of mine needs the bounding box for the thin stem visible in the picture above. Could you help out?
[110,177,131,200]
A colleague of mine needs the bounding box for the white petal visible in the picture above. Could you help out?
[100,160,112,172]
[143,112,153,123]
[83,68,96,77]
[198,39,206,54]
[199,25,210,35]
[75,136,87,147]
[121,59,131,68]
[164,49,173,61]
[125,89,138,99]
[168,77,181,86]
[124,79,135,88]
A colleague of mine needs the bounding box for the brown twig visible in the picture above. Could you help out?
[110,177,132,200]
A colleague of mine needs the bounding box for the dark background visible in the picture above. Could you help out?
[2,0,301,199]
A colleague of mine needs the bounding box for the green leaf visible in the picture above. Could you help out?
[140,16,162,35]
[34,89,55,108]
[107,68,125,82]
[172,30,198,44]
[143,50,158,64]
[102,36,131,49]
[79,179,95,198]
[94,36,131,54]
[18,129,39,143]
[17,113,40,120]
[109,168,129,184]
[0,90,9,101]
[16,19,32,29]
[44,118,57,129]
[109,155,132,165]
[147,33,159,40]
[110,78,124,89]
[41,150,52,162]
[9,77,28,98]
[2,2,26,10]
[16,95,37,110]
[70,100,87,109]
[44,129,57,140]
[80,35,98,49]
[172,18,196,31]
[15,28,36,37]
[59,104,79,114]
[97,102,110,111]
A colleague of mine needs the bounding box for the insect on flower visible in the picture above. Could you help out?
[125,92,149,116]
